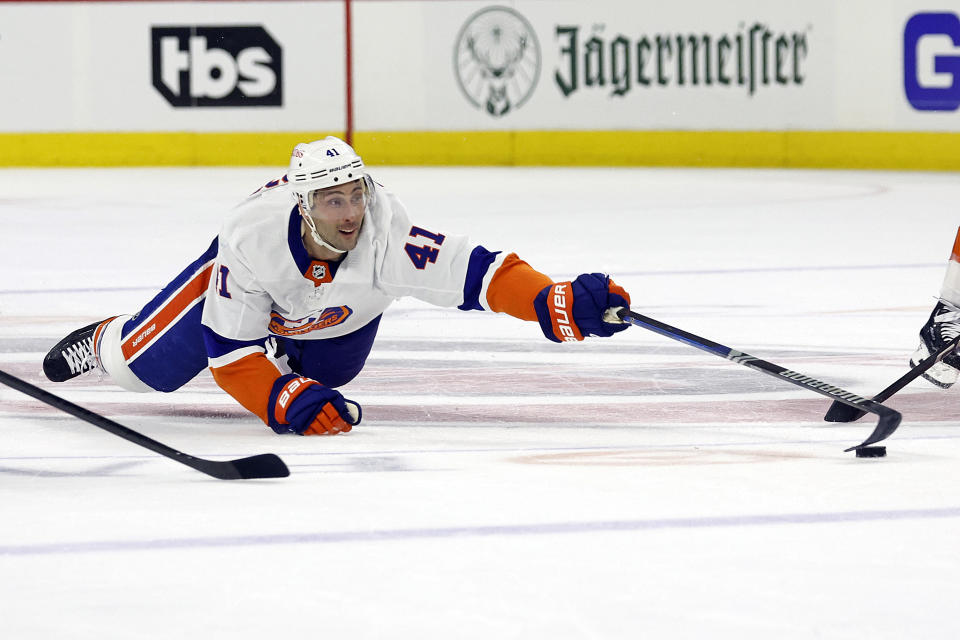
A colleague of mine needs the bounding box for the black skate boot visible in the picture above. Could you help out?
[910,300,960,388]
[42,320,108,382]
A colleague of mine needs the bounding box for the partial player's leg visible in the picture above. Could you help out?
[43,238,219,392]
[912,227,960,388]
[912,300,960,388]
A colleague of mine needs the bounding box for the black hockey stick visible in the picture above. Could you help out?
[610,308,902,451]
[0,368,289,480]
[823,334,960,423]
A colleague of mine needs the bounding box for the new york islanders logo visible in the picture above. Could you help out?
[268,306,352,336]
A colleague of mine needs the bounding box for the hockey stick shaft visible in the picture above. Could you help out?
[0,368,288,480]
[823,334,960,423]
[613,309,902,451]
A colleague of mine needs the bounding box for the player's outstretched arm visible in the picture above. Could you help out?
[533,274,631,343]
[483,254,631,342]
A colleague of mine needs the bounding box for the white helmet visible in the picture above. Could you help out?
[288,136,365,213]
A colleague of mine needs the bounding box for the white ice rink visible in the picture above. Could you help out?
[1,165,958,638]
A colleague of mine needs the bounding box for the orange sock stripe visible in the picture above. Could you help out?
[951,227,960,263]
[121,263,214,362]
[210,352,282,424]
[485,253,555,321]
[91,316,118,363]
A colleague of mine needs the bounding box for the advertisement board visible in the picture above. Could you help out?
[1,0,959,168]
[0,2,343,131]
[358,0,830,131]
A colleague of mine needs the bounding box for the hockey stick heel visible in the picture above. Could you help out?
[0,368,290,480]
[823,400,868,424]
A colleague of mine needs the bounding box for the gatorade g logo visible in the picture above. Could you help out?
[151,26,283,107]
[904,13,960,111]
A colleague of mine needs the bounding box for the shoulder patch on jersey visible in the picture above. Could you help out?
[268,306,353,336]
[249,174,289,198]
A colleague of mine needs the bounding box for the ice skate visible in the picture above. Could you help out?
[42,320,107,382]
[911,300,960,388]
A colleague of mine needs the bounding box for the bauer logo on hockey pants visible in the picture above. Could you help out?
[151,26,283,107]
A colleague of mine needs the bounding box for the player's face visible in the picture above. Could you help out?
[308,180,366,251]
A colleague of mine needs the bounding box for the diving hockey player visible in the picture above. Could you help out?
[42,137,632,436]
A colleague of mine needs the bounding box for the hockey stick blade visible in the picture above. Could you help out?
[611,308,903,451]
[0,368,290,480]
[823,334,960,423]
[188,452,289,480]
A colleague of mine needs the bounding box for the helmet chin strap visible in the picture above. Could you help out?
[301,212,347,255]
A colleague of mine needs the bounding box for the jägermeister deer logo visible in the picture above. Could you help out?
[454,6,541,117]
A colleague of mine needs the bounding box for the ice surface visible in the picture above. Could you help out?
[1,166,958,638]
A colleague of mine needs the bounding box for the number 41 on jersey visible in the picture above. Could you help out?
[404,226,445,269]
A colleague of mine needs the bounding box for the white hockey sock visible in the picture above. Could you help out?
[96,315,154,392]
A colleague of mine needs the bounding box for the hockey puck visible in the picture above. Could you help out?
[855,446,887,458]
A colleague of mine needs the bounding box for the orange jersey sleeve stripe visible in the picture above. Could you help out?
[485,253,554,321]
[210,352,282,424]
[121,263,214,362]
[951,227,960,263]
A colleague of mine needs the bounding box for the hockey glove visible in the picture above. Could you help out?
[911,300,960,388]
[533,273,632,343]
[268,374,362,435]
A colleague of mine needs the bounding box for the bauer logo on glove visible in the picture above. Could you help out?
[268,374,361,436]
[533,273,631,343]
[548,282,582,342]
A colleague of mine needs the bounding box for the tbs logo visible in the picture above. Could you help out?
[904,13,960,111]
[151,26,282,107]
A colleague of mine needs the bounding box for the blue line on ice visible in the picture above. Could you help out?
[3,507,959,556]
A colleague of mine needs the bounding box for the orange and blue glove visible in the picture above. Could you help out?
[267,374,361,435]
[533,273,631,343]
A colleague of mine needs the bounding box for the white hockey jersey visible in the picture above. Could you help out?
[201,175,504,361]
[196,173,558,428]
